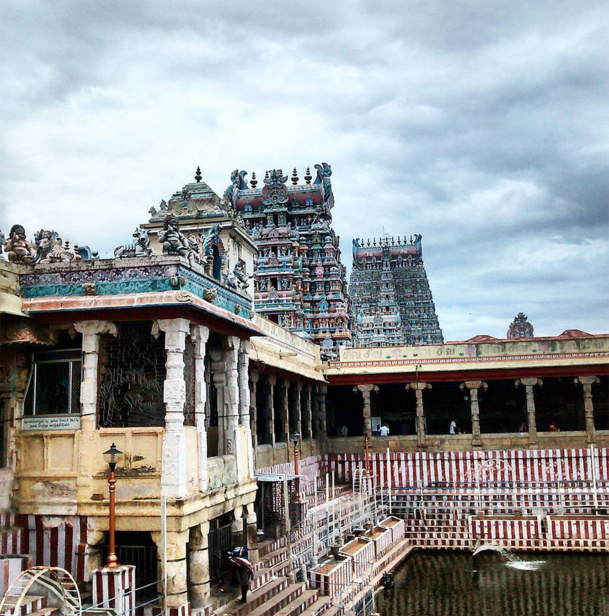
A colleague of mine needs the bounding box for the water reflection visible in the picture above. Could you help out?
[375,551,609,616]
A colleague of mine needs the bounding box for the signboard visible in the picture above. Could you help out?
[22,415,81,431]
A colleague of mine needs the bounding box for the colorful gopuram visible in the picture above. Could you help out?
[224,165,351,358]
[349,234,443,347]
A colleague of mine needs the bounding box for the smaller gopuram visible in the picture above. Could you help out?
[507,312,535,339]
[224,164,351,358]
[349,234,443,347]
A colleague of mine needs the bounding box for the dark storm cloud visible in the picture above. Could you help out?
[0,0,607,339]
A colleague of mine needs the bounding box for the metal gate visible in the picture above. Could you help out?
[102,544,158,601]
[208,523,232,582]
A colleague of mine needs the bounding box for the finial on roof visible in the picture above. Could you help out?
[397,236,401,244]
[304,167,312,184]
[291,167,299,185]
[251,171,258,188]
[391,236,395,245]
[195,166,202,183]
[373,238,376,246]
[265,170,270,180]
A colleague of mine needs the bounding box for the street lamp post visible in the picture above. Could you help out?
[103,443,123,568]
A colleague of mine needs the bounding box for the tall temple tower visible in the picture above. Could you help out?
[349,234,443,347]
[225,164,351,358]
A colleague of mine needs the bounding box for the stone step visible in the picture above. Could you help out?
[2,594,46,616]
[240,582,305,616]
[274,588,320,616]
[258,547,289,572]
[213,577,288,616]
[306,596,333,616]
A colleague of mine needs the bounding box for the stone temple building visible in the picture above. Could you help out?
[349,234,443,347]
[224,165,351,359]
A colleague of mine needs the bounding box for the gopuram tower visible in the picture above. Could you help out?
[224,164,351,358]
[349,234,443,347]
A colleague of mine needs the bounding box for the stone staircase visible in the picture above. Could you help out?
[206,538,334,616]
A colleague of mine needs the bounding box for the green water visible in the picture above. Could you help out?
[375,551,609,616]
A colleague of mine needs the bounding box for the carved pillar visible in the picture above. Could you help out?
[516,378,542,448]
[74,321,118,494]
[305,384,313,440]
[280,379,290,445]
[250,371,259,449]
[355,384,377,438]
[407,382,431,448]
[266,375,276,447]
[317,385,328,441]
[238,340,254,477]
[575,376,600,444]
[188,522,210,607]
[224,336,240,436]
[210,348,227,455]
[156,318,190,499]
[461,381,487,448]
[192,324,209,492]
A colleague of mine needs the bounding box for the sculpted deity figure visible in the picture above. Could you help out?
[34,229,77,263]
[4,225,36,265]
[159,216,191,257]
[232,258,249,289]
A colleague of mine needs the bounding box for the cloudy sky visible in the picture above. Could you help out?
[1,0,607,341]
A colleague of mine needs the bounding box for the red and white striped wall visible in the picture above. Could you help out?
[0,514,89,582]
[326,448,608,489]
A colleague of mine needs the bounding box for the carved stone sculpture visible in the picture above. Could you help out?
[232,259,250,289]
[34,230,78,263]
[114,227,153,258]
[4,225,36,265]
[159,216,192,257]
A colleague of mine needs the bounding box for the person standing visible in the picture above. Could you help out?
[449,419,457,435]
[239,565,254,603]
[379,424,390,436]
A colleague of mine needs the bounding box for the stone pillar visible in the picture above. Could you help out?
[317,385,328,441]
[156,318,190,499]
[244,502,259,563]
[192,325,209,492]
[74,321,118,495]
[295,382,303,437]
[407,382,431,448]
[461,381,487,448]
[224,336,240,440]
[231,507,244,548]
[250,371,259,449]
[210,349,226,454]
[305,384,313,440]
[239,340,254,476]
[575,376,600,444]
[164,530,189,611]
[280,379,290,444]
[266,375,276,447]
[355,384,377,438]
[188,522,210,607]
[516,378,542,448]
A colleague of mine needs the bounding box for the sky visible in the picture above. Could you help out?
[1,0,607,341]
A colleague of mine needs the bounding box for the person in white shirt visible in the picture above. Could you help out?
[449,420,457,435]
[379,424,390,436]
